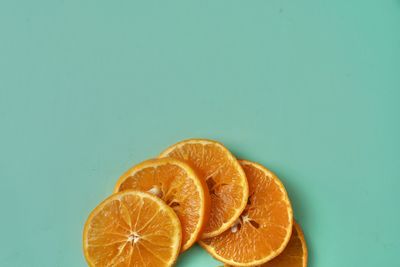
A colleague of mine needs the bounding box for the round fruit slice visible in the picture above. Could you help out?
[224,221,308,267]
[199,160,293,266]
[255,221,308,267]
[114,158,210,251]
[83,190,182,267]
[159,139,249,239]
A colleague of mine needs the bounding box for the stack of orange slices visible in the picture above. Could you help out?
[83,139,308,267]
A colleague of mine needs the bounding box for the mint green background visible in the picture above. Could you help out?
[1,1,399,266]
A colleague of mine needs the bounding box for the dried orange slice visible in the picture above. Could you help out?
[159,139,249,238]
[199,160,293,266]
[224,222,308,267]
[114,158,210,251]
[83,190,181,267]
[254,221,308,267]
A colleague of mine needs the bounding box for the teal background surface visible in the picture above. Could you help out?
[1,1,400,266]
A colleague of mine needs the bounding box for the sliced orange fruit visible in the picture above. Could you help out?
[159,139,249,239]
[199,160,293,266]
[255,221,308,267]
[114,158,210,251]
[83,190,181,267]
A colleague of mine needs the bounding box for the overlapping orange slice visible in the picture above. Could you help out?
[83,190,181,267]
[200,160,293,266]
[159,139,249,239]
[114,158,210,251]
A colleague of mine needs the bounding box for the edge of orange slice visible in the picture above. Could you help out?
[295,221,308,267]
[83,190,182,267]
[199,159,293,266]
[244,221,308,267]
[114,157,210,251]
[159,138,249,239]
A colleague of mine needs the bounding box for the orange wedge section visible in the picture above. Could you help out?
[114,158,210,251]
[199,160,293,266]
[159,139,249,238]
[83,190,181,267]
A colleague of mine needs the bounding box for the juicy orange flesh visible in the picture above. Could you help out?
[202,162,292,264]
[226,223,307,267]
[117,163,201,249]
[85,194,180,266]
[163,142,246,234]
[260,223,306,267]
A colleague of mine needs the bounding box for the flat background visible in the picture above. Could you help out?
[1,1,399,266]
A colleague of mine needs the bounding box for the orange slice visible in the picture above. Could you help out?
[83,190,181,267]
[159,139,249,238]
[114,158,210,251]
[254,221,308,267]
[199,160,293,266]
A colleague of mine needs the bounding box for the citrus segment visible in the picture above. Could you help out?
[199,160,293,266]
[114,158,210,251]
[83,190,181,267]
[159,139,249,238]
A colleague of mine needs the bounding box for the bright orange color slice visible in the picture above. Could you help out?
[159,139,249,239]
[199,160,293,266]
[114,158,210,251]
[83,190,182,267]
[224,222,308,267]
[255,222,308,267]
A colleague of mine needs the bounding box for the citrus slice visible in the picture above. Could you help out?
[114,158,210,251]
[83,190,182,267]
[199,160,293,266]
[253,221,308,267]
[159,139,249,239]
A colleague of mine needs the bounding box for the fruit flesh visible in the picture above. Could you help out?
[225,222,308,267]
[83,191,181,267]
[114,158,209,251]
[260,222,308,267]
[200,160,293,266]
[160,139,248,238]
